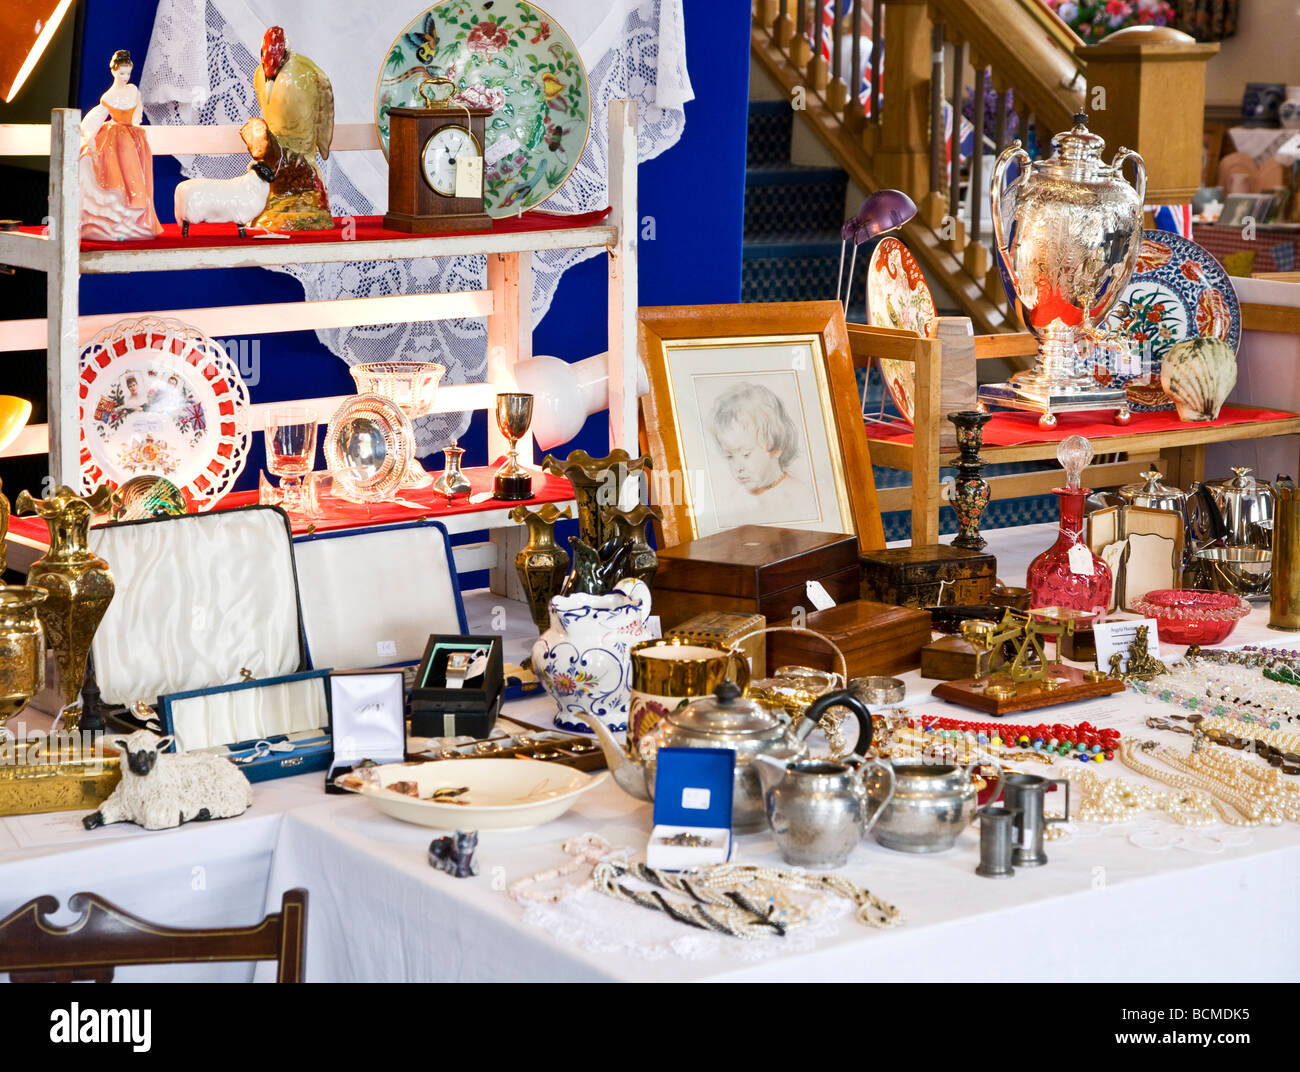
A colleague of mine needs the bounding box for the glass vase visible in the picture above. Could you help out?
[1026,487,1112,618]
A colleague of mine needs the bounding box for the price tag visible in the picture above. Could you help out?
[455,155,482,199]
[484,134,520,166]
[805,580,837,611]
[1067,544,1095,576]
[646,615,662,639]
[1114,343,1142,378]
[376,640,397,658]
[1093,618,1160,671]
[681,787,710,810]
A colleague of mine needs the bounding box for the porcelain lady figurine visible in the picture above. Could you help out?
[531,578,653,734]
[79,51,163,242]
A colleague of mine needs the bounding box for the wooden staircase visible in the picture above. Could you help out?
[751,0,1218,334]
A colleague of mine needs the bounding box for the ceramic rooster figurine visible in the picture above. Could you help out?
[251,26,334,230]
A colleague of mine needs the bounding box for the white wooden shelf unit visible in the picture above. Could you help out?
[0,100,640,589]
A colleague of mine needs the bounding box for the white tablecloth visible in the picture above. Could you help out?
[6,524,1300,982]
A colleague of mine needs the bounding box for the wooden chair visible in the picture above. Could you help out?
[0,888,307,982]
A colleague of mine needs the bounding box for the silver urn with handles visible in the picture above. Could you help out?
[980,112,1146,428]
[753,753,895,869]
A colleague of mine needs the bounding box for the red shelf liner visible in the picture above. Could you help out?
[864,405,1300,449]
[18,208,612,253]
[6,466,574,544]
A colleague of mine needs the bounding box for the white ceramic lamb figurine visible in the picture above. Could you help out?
[84,730,253,831]
[174,161,275,237]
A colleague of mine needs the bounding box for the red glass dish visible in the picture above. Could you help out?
[1128,589,1251,645]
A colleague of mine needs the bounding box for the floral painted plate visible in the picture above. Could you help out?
[866,237,935,424]
[375,1,590,218]
[79,317,251,511]
[1103,230,1241,412]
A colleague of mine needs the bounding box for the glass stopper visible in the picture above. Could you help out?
[1057,435,1093,489]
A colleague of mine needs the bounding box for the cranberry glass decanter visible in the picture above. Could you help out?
[1026,435,1112,618]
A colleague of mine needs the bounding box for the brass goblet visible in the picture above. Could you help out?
[494,393,535,501]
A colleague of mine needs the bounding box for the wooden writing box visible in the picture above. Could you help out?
[766,600,932,677]
[860,544,996,608]
[652,526,860,632]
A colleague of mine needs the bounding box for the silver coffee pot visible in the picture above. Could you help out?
[753,753,895,869]
[981,113,1146,426]
[868,757,1003,854]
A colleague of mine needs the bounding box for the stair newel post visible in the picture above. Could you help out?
[872,0,932,205]
[947,36,966,251]
[827,0,849,111]
[964,64,989,281]
[776,0,794,47]
[844,0,866,134]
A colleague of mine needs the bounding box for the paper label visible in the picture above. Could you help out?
[1067,544,1095,576]
[376,640,397,658]
[1115,344,1142,378]
[484,134,520,166]
[455,155,482,199]
[646,616,663,640]
[805,580,837,611]
[1093,618,1160,671]
[681,787,711,810]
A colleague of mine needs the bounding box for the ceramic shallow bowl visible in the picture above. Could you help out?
[336,757,606,830]
[1129,589,1251,645]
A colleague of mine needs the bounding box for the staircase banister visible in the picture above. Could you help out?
[925,0,1083,137]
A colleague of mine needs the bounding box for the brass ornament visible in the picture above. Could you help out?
[509,502,573,631]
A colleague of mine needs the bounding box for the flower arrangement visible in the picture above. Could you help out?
[1045,0,1174,43]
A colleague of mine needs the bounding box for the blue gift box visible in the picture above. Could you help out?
[647,747,735,868]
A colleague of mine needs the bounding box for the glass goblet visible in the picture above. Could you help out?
[265,406,318,511]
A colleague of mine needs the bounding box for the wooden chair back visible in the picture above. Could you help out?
[0,888,306,982]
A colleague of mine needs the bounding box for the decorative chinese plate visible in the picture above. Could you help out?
[375,0,590,218]
[79,317,251,511]
[334,757,607,830]
[1103,230,1241,411]
[866,237,935,424]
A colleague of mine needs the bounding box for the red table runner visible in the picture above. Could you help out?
[18,208,612,252]
[5,466,574,544]
[864,405,1300,449]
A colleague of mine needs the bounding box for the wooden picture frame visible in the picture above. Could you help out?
[638,301,885,553]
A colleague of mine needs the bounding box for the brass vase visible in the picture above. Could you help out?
[0,586,47,738]
[510,503,573,631]
[601,503,663,586]
[15,486,116,730]
[541,449,652,548]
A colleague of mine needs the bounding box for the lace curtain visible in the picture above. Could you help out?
[140,0,692,455]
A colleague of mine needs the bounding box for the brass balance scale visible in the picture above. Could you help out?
[932,608,1125,714]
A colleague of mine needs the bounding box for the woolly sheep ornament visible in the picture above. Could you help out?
[84,730,253,831]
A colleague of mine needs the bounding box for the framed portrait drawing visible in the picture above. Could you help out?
[638,302,885,552]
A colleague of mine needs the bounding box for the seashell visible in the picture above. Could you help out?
[1160,336,1237,422]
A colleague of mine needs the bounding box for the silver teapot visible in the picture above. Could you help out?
[575,680,873,834]
[988,113,1146,410]
[868,756,1002,854]
[753,753,895,869]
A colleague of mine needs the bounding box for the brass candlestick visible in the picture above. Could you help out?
[494,393,534,501]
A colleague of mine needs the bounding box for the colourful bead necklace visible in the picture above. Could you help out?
[900,714,1120,763]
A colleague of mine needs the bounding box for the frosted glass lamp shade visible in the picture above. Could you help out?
[512,353,649,450]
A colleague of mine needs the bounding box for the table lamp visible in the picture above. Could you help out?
[511,352,649,451]
[0,0,75,103]
[836,188,918,310]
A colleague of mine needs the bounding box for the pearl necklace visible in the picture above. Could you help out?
[508,834,623,903]
[1138,660,1300,731]
[591,859,904,940]
[1118,739,1300,827]
[1060,763,1219,826]
[1195,713,1300,756]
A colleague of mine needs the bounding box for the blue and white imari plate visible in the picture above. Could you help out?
[1103,229,1241,412]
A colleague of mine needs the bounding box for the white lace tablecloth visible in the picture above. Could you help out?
[139,0,692,456]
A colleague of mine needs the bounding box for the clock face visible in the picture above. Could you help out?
[420,125,479,197]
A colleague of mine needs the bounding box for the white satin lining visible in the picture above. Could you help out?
[169,675,328,753]
[293,525,462,670]
[90,509,303,705]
